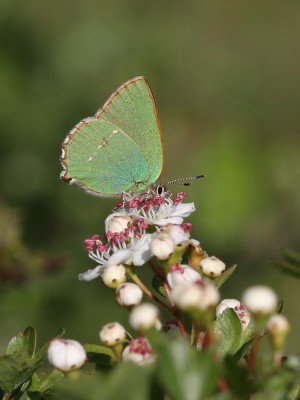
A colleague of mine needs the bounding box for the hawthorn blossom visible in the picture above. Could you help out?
[113,191,195,226]
[122,337,156,365]
[78,221,152,281]
[167,264,201,289]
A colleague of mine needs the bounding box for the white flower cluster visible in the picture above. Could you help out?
[47,187,290,371]
[78,191,196,282]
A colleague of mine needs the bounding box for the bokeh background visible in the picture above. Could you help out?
[1,1,300,353]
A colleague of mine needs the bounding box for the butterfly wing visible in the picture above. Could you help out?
[60,77,164,197]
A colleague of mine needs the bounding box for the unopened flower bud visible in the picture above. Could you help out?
[160,224,190,246]
[171,280,220,312]
[162,321,180,337]
[267,314,290,352]
[99,322,126,347]
[129,303,161,332]
[116,283,143,307]
[216,299,251,332]
[199,256,226,277]
[105,214,133,233]
[242,285,278,316]
[167,264,201,289]
[101,265,127,288]
[47,339,86,372]
[150,233,175,260]
[122,337,155,365]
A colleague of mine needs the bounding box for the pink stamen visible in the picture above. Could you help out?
[153,196,166,205]
[84,234,100,252]
[181,222,193,232]
[170,264,184,273]
[129,200,139,208]
[128,337,152,355]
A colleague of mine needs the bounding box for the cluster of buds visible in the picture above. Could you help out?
[47,190,290,371]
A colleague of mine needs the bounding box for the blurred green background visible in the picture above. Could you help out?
[1,1,300,353]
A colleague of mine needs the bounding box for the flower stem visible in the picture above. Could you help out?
[162,281,188,340]
[126,267,172,313]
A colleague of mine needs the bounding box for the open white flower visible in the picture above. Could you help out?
[132,200,195,226]
[113,191,195,226]
[79,231,153,281]
[122,337,155,365]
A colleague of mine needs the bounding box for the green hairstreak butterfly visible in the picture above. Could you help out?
[60,77,164,197]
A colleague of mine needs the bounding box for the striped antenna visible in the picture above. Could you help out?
[165,175,205,187]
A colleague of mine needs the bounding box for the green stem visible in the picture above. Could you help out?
[162,281,188,340]
[126,267,172,313]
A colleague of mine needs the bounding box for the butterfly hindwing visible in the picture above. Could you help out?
[61,77,164,197]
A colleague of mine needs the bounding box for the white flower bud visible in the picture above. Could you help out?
[171,280,220,312]
[99,322,126,347]
[47,339,86,372]
[150,233,175,260]
[167,264,201,289]
[216,299,241,316]
[105,213,133,233]
[101,265,127,289]
[129,303,161,331]
[267,314,290,351]
[199,256,226,277]
[122,337,155,365]
[216,299,251,332]
[242,285,278,315]
[160,224,190,245]
[162,321,180,337]
[116,283,143,307]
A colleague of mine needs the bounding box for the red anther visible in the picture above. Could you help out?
[129,200,139,208]
[181,222,192,232]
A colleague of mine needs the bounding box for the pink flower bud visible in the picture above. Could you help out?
[47,339,86,372]
[99,322,126,347]
[101,265,127,288]
[116,283,143,307]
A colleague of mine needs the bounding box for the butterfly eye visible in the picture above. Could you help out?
[156,185,166,196]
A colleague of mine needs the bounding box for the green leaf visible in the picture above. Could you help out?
[0,352,41,394]
[148,331,220,400]
[213,308,243,356]
[214,265,237,288]
[28,370,64,393]
[52,363,155,400]
[223,356,254,397]
[251,369,296,400]
[23,327,37,358]
[84,343,115,367]
[0,328,62,395]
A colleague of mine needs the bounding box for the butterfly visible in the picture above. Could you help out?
[60,77,164,198]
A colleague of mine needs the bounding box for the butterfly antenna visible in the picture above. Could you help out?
[165,175,206,187]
